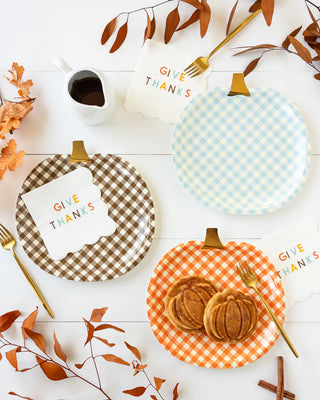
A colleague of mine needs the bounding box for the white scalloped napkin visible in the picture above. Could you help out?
[259,217,320,308]
[21,167,116,260]
[124,39,210,123]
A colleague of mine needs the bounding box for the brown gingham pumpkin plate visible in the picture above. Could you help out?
[16,154,155,282]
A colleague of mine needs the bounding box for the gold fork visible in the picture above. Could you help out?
[236,261,298,358]
[185,8,262,78]
[0,223,54,318]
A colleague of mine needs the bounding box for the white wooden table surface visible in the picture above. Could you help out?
[0,0,320,399]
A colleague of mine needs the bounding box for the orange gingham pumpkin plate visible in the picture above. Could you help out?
[147,241,285,368]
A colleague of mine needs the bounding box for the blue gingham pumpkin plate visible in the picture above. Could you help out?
[172,87,311,215]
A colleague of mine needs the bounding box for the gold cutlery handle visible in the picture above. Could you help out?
[207,8,262,60]
[11,249,54,319]
[254,287,298,358]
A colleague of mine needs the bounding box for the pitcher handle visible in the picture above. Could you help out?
[53,57,72,74]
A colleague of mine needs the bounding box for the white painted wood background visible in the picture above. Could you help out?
[0,0,320,398]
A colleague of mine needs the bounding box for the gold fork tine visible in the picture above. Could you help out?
[0,225,9,242]
[238,261,249,280]
[0,223,12,238]
[189,69,203,78]
[184,62,197,73]
[236,264,245,282]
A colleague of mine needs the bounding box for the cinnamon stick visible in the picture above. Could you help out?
[277,356,285,400]
[258,380,295,400]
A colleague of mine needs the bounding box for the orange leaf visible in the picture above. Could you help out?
[84,319,95,345]
[36,356,67,381]
[101,17,117,45]
[226,0,239,36]
[176,9,200,31]
[282,26,302,50]
[249,0,261,12]
[150,396,158,400]
[261,0,274,26]
[22,308,38,339]
[244,56,262,76]
[124,341,141,362]
[6,347,21,370]
[101,354,130,366]
[172,383,179,400]
[94,323,125,333]
[110,21,128,53]
[0,310,20,332]
[181,0,203,9]
[94,336,115,347]
[0,139,25,180]
[5,63,33,98]
[154,377,166,391]
[164,7,180,44]
[144,12,152,43]
[75,360,86,369]
[314,73,320,80]
[289,36,312,63]
[123,387,146,397]
[199,0,211,37]
[8,392,35,400]
[0,100,33,136]
[90,307,108,322]
[23,328,46,353]
[234,43,277,55]
[0,353,2,361]
[53,332,67,362]
[133,364,147,376]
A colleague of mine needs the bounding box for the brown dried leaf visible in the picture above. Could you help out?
[150,396,158,400]
[101,354,130,366]
[90,307,108,322]
[289,36,312,63]
[54,332,67,362]
[181,0,203,9]
[314,73,320,80]
[75,360,86,369]
[244,56,261,76]
[199,0,211,37]
[234,44,276,55]
[144,12,152,43]
[0,139,25,180]
[226,0,239,36]
[36,356,68,381]
[0,100,34,137]
[123,387,146,397]
[306,2,319,27]
[94,323,125,333]
[94,336,115,347]
[23,328,46,353]
[261,0,274,26]
[0,310,20,332]
[101,17,117,45]
[124,341,141,362]
[110,21,128,53]
[6,347,21,370]
[164,7,180,44]
[282,26,302,50]
[133,364,148,376]
[154,377,166,391]
[0,353,2,361]
[5,63,33,98]
[8,392,34,400]
[249,0,261,12]
[84,319,95,345]
[176,9,200,31]
[173,383,179,400]
[22,308,38,339]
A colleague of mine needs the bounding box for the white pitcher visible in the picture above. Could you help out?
[53,57,115,125]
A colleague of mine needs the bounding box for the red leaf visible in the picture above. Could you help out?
[6,347,21,370]
[282,26,302,50]
[84,319,95,345]
[181,0,203,9]
[124,341,141,362]
[101,354,130,366]
[154,377,166,391]
[8,392,34,400]
[249,0,261,12]
[22,308,38,339]
[94,336,115,347]
[226,0,239,36]
[123,387,146,397]
[0,310,20,332]
[94,323,125,333]
[261,0,274,26]
[199,0,211,37]
[110,21,128,53]
[101,17,117,45]
[23,328,46,353]
[173,383,179,400]
[244,56,262,76]
[314,73,320,80]
[90,307,108,322]
[53,332,67,362]
[289,36,312,63]
[176,9,200,31]
[36,356,67,381]
[164,7,180,44]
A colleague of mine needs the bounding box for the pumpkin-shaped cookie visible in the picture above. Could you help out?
[204,289,258,343]
[165,276,218,333]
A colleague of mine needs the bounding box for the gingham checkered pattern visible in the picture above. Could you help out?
[172,88,311,215]
[16,154,155,282]
[147,241,285,369]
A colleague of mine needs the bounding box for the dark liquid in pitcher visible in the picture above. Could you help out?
[70,77,105,107]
